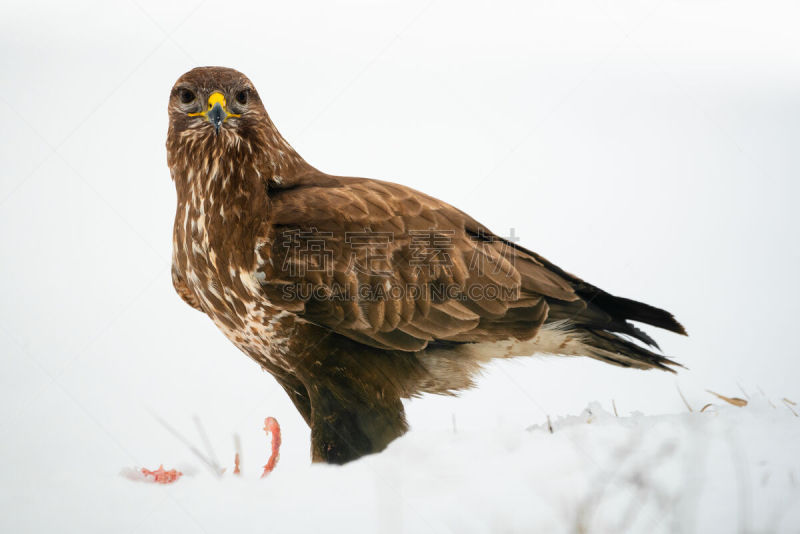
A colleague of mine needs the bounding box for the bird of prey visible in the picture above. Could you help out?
[167,66,686,464]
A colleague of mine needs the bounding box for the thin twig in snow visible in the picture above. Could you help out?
[676,385,693,412]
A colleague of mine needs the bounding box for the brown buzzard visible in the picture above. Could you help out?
[167,67,686,464]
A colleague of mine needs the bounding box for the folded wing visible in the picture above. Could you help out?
[257,173,582,352]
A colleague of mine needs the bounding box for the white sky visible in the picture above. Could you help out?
[1,1,799,529]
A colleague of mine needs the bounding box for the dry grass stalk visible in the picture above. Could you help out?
[706,390,748,407]
[676,385,693,412]
[782,398,799,417]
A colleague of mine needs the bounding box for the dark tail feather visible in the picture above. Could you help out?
[507,244,687,336]
[583,292,687,336]
[577,328,684,373]
[497,238,687,366]
[546,292,686,350]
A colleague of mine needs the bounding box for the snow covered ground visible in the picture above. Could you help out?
[3,392,798,533]
[3,0,800,532]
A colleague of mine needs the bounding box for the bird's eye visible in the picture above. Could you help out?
[179,89,195,104]
[235,90,248,105]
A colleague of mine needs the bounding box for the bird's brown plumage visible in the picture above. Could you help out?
[167,66,686,464]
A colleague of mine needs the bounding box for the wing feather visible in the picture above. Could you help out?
[257,173,580,351]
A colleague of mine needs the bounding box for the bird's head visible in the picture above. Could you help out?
[167,66,306,186]
[168,66,267,139]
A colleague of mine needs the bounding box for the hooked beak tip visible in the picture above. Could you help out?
[208,102,225,134]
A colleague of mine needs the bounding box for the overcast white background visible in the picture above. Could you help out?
[1,0,799,532]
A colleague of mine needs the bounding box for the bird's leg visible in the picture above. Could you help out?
[286,340,411,464]
[261,338,410,464]
[306,376,408,465]
[280,322,426,464]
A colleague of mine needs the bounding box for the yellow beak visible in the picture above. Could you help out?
[188,92,240,133]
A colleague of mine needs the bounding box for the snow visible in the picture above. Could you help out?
[142,399,799,533]
[2,0,800,532]
[3,391,798,533]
